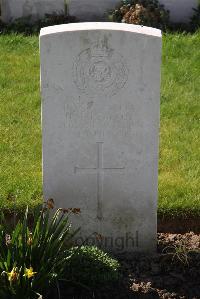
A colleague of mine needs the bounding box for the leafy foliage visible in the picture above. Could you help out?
[0,13,76,35]
[64,245,120,289]
[110,0,169,30]
[0,201,79,299]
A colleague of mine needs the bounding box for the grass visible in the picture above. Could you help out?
[0,32,199,217]
[0,35,41,211]
[159,32,200,217]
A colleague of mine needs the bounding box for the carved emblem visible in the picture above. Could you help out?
[73,38,128,97]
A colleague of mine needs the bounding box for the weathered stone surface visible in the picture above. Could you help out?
[159,0,198,23]
[1,0,64,23]
[68,0,198,23]
[40,22,161,252]
[0,0,198,23]
[68,0,117,21]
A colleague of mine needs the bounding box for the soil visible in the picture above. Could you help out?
[158,217,200,234]
[3,212,200,298]
[4,213,200,234]
[56,232,200,299]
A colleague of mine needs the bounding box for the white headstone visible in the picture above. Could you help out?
[40,23,161,252]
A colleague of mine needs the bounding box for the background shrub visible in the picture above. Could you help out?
[110,0,169,30]
[0,13,76,35]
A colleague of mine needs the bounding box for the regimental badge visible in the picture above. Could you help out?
[73,37,128,97]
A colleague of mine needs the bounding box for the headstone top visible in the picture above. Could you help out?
[40,22,161,38]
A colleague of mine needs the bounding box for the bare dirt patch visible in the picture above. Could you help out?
[158,217,200,234]
[58,232,200,299]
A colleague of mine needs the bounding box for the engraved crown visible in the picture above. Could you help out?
[91,40,110,57]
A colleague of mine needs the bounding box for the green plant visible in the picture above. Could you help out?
[0,13,76,35]
[64,245,120,289]
[162,242,194,266]
[110,0,169,30]
[0,200,80,299]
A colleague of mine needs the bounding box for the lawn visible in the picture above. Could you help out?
[0,32,199,217]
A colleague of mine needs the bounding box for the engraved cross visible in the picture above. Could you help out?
[74,142,125,220]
